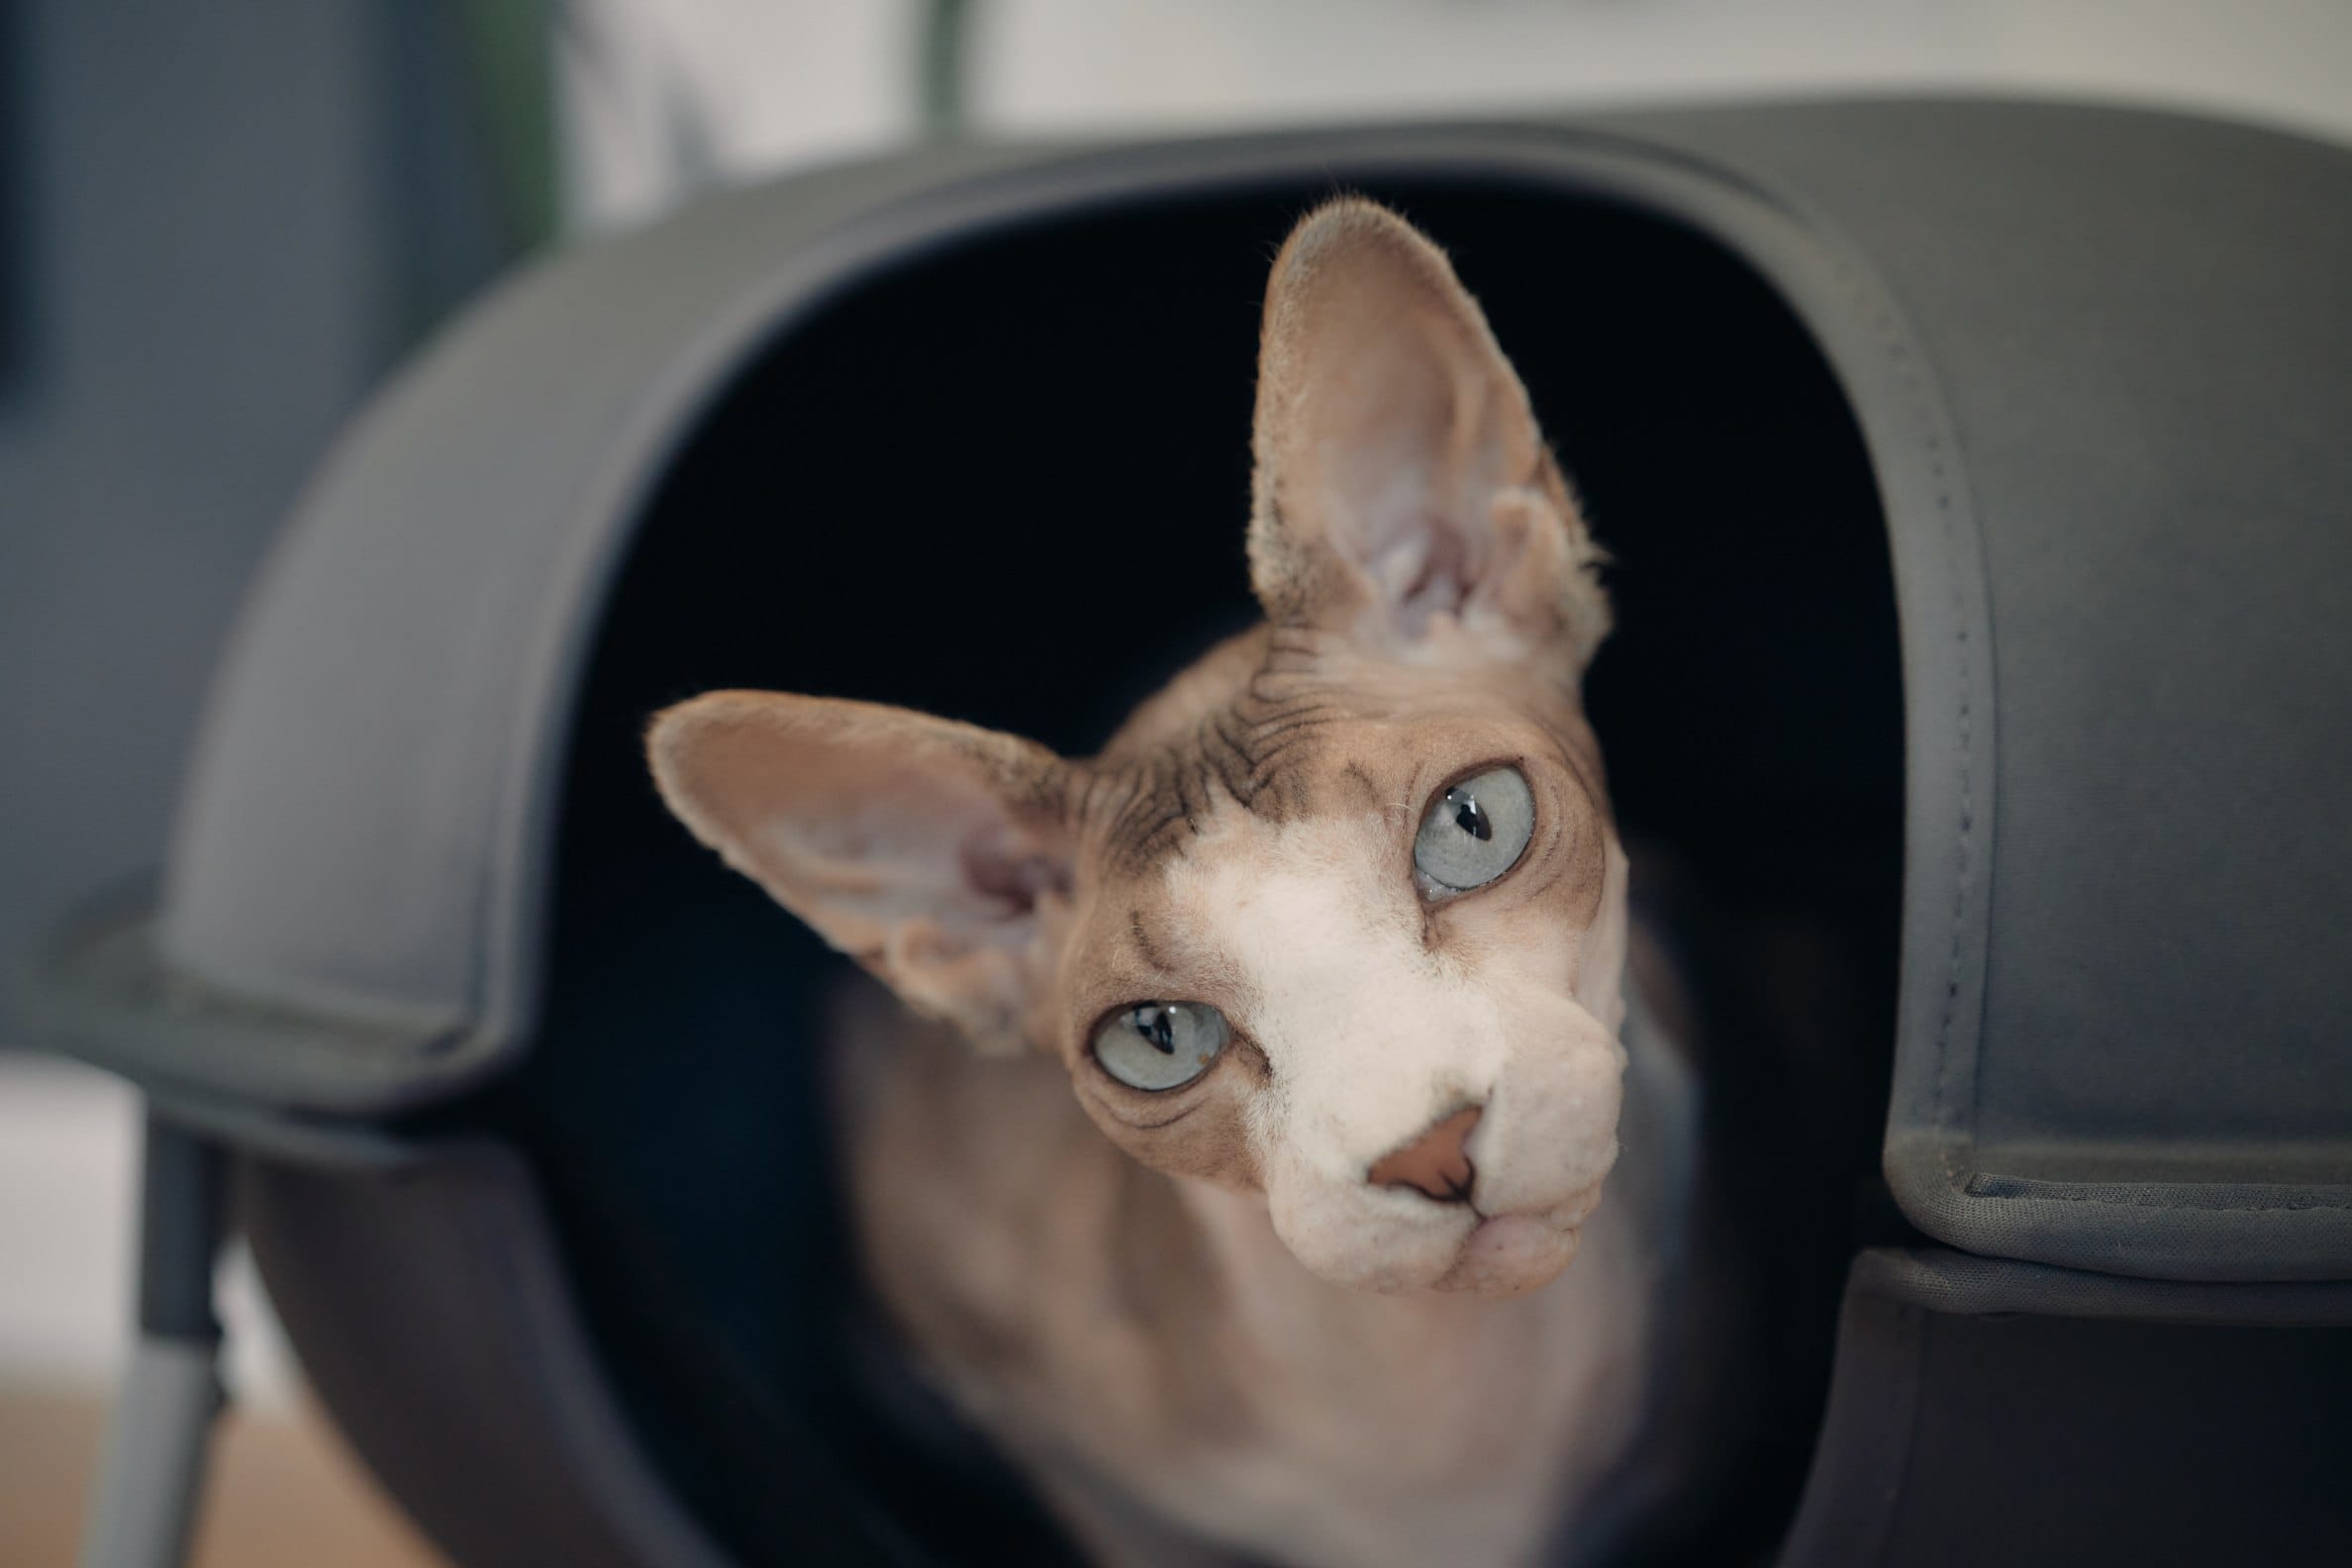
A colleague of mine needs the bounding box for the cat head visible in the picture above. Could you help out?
[649,200,1621,1298]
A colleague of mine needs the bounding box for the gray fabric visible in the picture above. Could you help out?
[157,142,1051,1107]
[41,100,2352,1272]
[1598,102,2352,1280]
[1781,1255,2352,1567]
[33,97,2352,1568]
[1850,1245,2352,1326]
[71,110,1931,1096]
[239,1145,748,1568]
[1775,1280,1922,1567]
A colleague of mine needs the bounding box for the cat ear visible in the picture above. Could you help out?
[1247,199,1609,676]
[647,692,1076,1055]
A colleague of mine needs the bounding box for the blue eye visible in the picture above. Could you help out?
[1093,1002,1228,1092]
[1414,767,1535,893]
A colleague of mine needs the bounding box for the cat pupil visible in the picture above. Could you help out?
[1139,1006,1177,1054]
[1450,790,1492,841]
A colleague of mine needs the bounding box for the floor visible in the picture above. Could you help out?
[0,1053,446,1567]
[0,1383,444,1568]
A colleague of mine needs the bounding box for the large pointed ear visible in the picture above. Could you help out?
[647,692,1076,1055]
[1247,199,1609,676]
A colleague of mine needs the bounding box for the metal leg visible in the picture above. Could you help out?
[80,1336,225,1568]
[80,1116,228,1568]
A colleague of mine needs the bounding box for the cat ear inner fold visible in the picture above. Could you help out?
[646,692,1075,1055]
[1247,198,1609,675]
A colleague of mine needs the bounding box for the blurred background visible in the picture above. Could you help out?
[1,3,2347,1563]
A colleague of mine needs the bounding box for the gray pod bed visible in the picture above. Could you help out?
[33,98,2352,1566]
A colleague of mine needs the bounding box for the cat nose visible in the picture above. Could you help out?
[1367,1107,1482,1204]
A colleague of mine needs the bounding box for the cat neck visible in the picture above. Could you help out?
[1166,1165,1654,1415]
[835,970,1692,1568]
[1074,1020,1680,1568]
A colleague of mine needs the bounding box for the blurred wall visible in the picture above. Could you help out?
[977,0,2352,140]
[562,0,2352,230]
[0,2,528,1041]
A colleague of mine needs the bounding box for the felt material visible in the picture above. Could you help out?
[101,104,2352,1281]
[36,101,2351,1565]
[1590,102,2352,1278]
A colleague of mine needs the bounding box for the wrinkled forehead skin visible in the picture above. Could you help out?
[1039,633,1631,1295]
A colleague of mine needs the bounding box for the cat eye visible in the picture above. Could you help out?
[1092,1002,1228,1092]
[1413,766,1536,894]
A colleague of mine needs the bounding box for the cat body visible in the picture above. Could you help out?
[651,200,1706,1566]
[833,916,1697,1568]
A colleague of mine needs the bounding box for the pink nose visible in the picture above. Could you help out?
[1367,1107,1482,1204]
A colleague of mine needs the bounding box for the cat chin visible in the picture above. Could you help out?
[1431,1214,1583,1299]
[1266,1164,1610,1296]
[1280,1205,1589,1298]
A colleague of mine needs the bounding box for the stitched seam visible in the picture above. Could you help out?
[1968,1188,2352,1214]
[1834,251,1975,1192]
[1822,250,2351,1228]
[1835,268,2345,1223]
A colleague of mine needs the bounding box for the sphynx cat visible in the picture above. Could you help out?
[649,199,1702,1568]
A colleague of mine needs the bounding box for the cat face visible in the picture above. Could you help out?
[1053,652,1627,1297]
[648,200,1620,1298]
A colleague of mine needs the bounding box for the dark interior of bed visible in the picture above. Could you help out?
[418,179,1908,1564]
